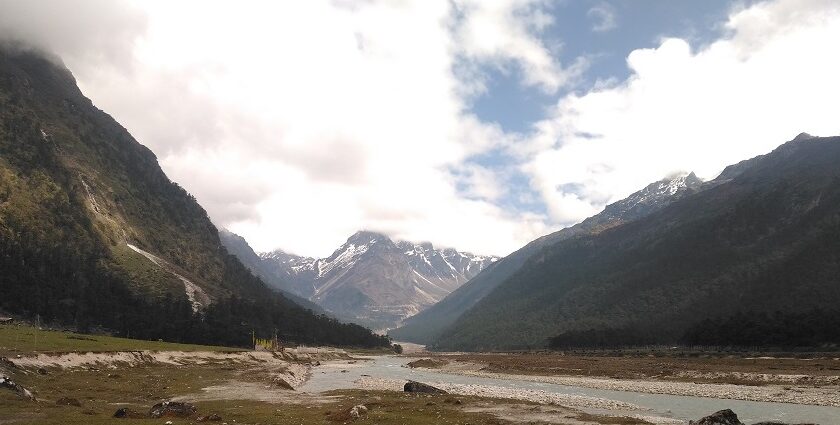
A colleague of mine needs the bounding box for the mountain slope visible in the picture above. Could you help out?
[390,172,703,344]
[0,46,388,348]
[258,231,498,329]
[434,135,840,350]
[217,229,324,313]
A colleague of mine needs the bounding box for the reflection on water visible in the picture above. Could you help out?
[300,356,840,424]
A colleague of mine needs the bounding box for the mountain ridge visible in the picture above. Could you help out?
[0,46,388,348]
[246,230,499,329]
[390,171,706,344]
[433,134,840,350]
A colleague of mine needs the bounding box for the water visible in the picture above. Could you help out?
[300,356,840,424]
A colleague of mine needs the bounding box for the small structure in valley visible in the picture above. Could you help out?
[253,331,283,352]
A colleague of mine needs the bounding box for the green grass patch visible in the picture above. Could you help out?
[0,324,243,354]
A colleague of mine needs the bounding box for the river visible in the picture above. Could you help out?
[299,355,840,424]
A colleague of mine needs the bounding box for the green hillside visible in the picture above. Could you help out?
[0,46,389,348]
[435,135,840,351]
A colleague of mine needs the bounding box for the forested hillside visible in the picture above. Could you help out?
[391,173,703,344]
[435,135,840,351]
[0,46,389,348]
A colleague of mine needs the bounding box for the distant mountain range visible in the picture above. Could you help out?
[407,133,840,351]
[0,46,388,349]
[390,171,705,344]
[222,230,498,330]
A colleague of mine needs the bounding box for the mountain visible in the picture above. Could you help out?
[433,134,840,351]
[0,45,389,348]
[217,229,324,314]
[256,231,498,330]
[390,172,704,344]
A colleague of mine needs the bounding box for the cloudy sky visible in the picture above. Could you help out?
[2,0,839,257]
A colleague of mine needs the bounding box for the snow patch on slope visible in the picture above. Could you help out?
[127,243,210,312]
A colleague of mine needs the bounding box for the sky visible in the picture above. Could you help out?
[1,0,839,257]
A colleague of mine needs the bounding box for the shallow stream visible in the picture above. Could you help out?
[299,355,840,424]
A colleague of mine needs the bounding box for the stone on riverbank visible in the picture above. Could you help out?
[404,380,447,394]
[689,409,743,425]
[149,401,197,418]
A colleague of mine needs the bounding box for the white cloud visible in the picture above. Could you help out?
[526,0,840,225]
[0,0,563,257]
[452,0,582,94]
[4,0,837,259]
[587,2,617,33]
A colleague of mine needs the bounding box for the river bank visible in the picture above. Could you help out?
[408,351,840,387]
[1,342,660,425]
[301,355,840,424]
[406,357,840,407]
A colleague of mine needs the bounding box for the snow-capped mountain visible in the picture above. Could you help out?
[258,231,499,330]
[391,172,706,344]
[596,172,704,225]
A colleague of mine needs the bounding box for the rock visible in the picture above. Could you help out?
[349,404,368,419]
[37,368,48,375]
[113,407,146,418]
[689,409,744,425]
[149,401,197,418]
[56,397,82,407]
[0,375,35,401]
[272,376,294,390]
[403,380,447,394]
[197,413,223,422]
[0,357,18,371]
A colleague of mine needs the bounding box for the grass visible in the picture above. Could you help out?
[0,325,646,425]
[0,324,243,355]
[0,357,512,425]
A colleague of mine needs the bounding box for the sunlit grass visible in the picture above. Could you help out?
[0,324,242,354]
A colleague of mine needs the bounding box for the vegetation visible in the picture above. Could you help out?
[0,48,389,349]
[0,325,241,354]
[548,327,657,350]
[435,136,840,351]
[681,309,840,348]
[392,171,702,345]
[0,358,637,425]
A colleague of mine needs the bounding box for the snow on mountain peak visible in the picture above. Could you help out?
[257,231,499,329]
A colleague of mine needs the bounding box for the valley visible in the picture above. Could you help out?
[3,325,838,424]
[2,3,840,424]
[222,229,499,330]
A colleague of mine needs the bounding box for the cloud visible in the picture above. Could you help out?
[0,0,145,74]
[587,2,617,33]
[452,0,583,94]
[5,0,836,259]
[0,0,562,257]
[526,0,840,225]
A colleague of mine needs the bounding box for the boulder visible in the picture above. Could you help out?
[113,407,146,418]
[403,380,447,394]
[689,410,743,425]
[0,375,35,401]
[56,397,82,407]
[149,401,197,418]
[272,376,294,390]
[349,404,368,419]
